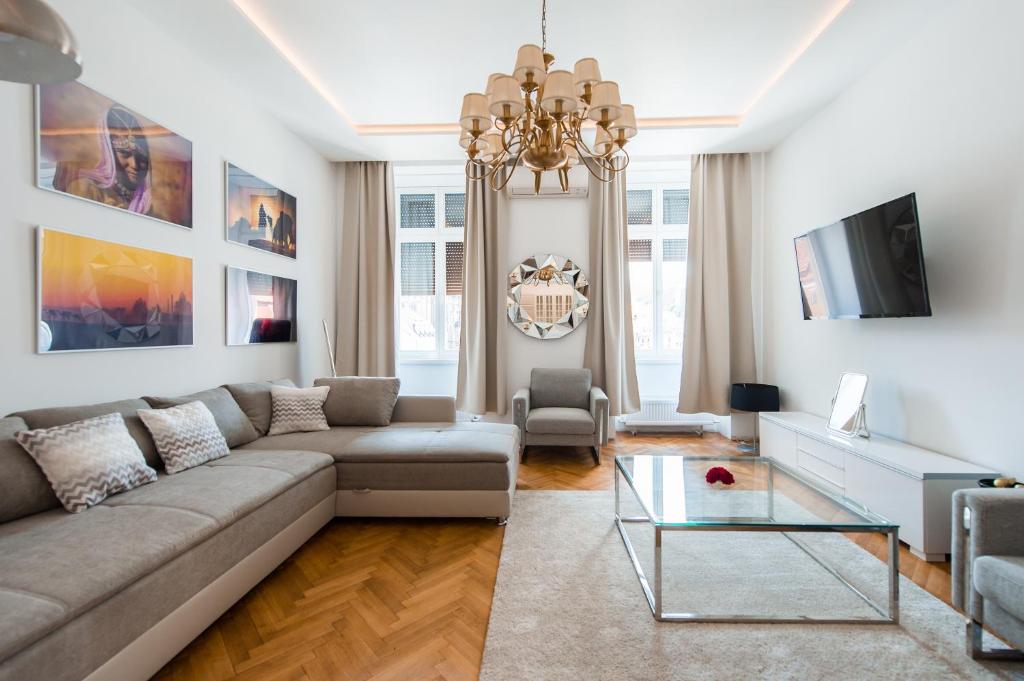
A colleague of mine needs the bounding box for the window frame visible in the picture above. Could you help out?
[627,182,689,363]
[395,186,465,363]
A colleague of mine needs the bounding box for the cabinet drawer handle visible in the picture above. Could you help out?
[352,488,372,494]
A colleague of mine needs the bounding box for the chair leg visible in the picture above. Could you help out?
[968,612,1024,660]
[592,445,601,465]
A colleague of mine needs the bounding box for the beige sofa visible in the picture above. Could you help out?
[0,382,519,681]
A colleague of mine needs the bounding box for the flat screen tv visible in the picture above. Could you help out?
[794,193,931,320]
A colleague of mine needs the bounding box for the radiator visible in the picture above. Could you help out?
[620,399,714,435]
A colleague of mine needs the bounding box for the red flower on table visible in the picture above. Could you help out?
[705,466,735,485]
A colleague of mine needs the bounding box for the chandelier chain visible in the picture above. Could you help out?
[541,0,547,53]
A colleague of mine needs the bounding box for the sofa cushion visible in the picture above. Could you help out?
[526,407,595,435]
[138,401,230,474]
[223,379,297,436]
[974,555,1024,622]
[242,422,518,464]
[143,387,259,448]
[269,385,331,435]
[10,399,161,469]
[15,413,158,513]
[0,416,59,523]
[314,376,401,426]
[0,462,335,681]
[0,449,334,667]
[530,368,592,409]
[337,461,511,491]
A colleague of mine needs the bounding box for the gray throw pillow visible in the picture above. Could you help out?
[14,412,157,513]
[268,386,331,435]
[143,387,259,448]
[138,401,230,474]
[313,377,400,427]
[223,379,297,436]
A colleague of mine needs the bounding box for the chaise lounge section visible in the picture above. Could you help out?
[0,382,518,681]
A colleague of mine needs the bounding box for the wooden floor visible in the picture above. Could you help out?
[155,433,953,681]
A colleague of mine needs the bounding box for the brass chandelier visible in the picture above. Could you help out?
[459,0,636,193]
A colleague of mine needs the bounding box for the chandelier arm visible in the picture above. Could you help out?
[490,146,527,192]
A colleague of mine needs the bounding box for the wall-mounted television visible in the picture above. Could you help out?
[793,193,931,320]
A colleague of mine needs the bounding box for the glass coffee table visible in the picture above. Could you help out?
[615,455,899,624]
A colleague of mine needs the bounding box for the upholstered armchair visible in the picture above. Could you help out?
[512,368,609,465]
[952,488,1024,660]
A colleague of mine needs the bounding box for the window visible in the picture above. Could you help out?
[397,188,464,358]
[627,185,689,359]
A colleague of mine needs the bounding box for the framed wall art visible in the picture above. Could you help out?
[36,82,194,229]
[225,162,297,259]
[226,266,297,345]
[37,228,194,353]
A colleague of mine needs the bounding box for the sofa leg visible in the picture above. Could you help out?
[520,446,527,463]
[968,618,1024,660]
[592,445,601,465]
[496,516,509,526]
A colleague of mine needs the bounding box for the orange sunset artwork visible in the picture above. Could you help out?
[38,229,193,352]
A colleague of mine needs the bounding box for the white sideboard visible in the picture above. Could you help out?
[759,411,999,561]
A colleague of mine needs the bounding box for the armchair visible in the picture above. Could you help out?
[952,488,1024,660]
[513,368,609,465]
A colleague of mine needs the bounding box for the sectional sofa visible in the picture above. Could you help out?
[0,381,519,681]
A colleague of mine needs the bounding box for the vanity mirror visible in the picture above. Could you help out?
[827,372,870,438]
[507,254,589,339]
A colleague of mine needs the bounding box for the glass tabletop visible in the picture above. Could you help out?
[615,455,894,529]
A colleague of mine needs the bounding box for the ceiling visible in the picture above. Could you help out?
[132,0,943,161]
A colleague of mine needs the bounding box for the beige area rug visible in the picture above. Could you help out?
[479,491,1020,681]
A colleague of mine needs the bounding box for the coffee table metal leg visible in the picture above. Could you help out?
[654,526,663,620]
[888,528,900,624]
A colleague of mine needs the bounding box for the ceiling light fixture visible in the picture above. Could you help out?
[460,0,635,193]
[0,0,81,84]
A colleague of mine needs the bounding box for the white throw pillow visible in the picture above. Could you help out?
[15,412,158,513]
[138,400,230,474]
[268,385,331,435]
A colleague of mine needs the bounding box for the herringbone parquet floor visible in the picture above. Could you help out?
[153,432,952,681]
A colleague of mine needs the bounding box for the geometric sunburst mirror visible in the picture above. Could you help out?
[507,253,589,339]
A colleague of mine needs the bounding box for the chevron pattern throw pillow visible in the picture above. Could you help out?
[138,401,230,474]
[268,385,331,435]
[15,412,158,513]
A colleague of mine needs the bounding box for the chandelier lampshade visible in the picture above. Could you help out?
[610,104,638,140]
[489,75,525,119]
[459,93,491,135]
[513,44,546,89]
[588,81,623,125]
[572,58,602,94]
[459,1,635,193]
[539,69,578,117]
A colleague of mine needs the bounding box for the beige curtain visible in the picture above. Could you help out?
[678,153,756,415]
[335,161,396,377]
[456,169,509,415]
[583,163,641,417]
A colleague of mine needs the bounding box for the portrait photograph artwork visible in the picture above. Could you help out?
[36,82,194,229]
[226,163,297,259]
[226,266,297,345]
[38,228,194,353]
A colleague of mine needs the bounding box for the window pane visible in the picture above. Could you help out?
[629,238,654,351]
[663,188,690,225]
[444,193,465,229]
[399,242,436,351]
[627,189,652,225]
[662,238,687,351]
[444,241,464,352]
[400,193,435,229]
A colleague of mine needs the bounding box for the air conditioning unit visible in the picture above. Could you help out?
[507,164,589,199]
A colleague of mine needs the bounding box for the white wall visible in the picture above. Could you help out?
[0,0,337,414]
[763,2,1024,477]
